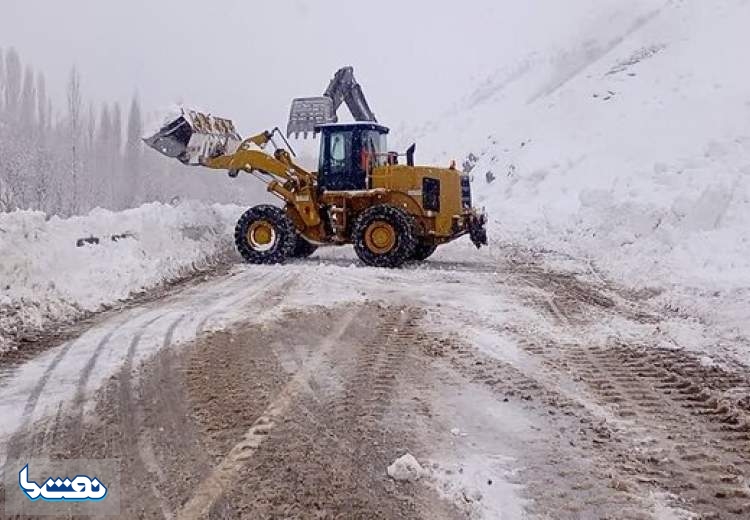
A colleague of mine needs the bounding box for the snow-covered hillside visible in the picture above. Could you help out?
[415,0,749,294]
[0,201,242,350]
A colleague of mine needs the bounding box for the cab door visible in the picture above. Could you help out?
[318,129,357,190]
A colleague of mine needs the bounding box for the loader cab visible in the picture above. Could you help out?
[315,122,389,191]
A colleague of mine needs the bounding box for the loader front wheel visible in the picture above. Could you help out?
[353,205,416,268]
[234,205,296,264]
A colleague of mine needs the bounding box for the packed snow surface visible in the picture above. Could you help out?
[0,200,243,351]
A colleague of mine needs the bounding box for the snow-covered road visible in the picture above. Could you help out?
[2,244,749,518]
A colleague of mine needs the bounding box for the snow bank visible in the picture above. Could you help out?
[0,200,243,351]
[417,1,750,305]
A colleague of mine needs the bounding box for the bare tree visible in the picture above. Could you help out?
[36,72,47,137]
[125,94,143,204]
[111,102,122,155]
[98,103,111,145]
[46,98,52,134]
[111,102,123,207]
[82,102,100,206]
[66,66,82,214]
[0,179,12,212]
[0,48,24,209]
[4,48,21,121]
[96,103,113,205]
[0,47,5,116]
[126,95,143,159]
[0,49,11,213]
[86,103,96,152]
[19,65,36,133]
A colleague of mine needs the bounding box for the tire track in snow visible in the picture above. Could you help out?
[110,312,171,518]
[3,338,79,461]
[127,272,295,519]
[191,270,292,334]
[0,269,271,462]
[175,306,363,520]
[41,319,133,458]
[0,267,295,477]
[569,343,750,517]
[135,314,186,520]
[45,313,167,462]
[67,310,157,424]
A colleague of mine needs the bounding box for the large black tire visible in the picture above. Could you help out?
[234,205,296,264]
[290,234,318,258]
[352,205,417,268]
[411,241,438,261]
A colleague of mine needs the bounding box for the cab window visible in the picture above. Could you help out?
[361,130,387,167]
[330,133,347,164]
[322,130,353,175]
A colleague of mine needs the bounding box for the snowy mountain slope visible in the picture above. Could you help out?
[414,0,750,295]
[0,201,243,351]
[397,0,666,159]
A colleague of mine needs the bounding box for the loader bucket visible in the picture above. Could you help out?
[287,96,335,139]
[143,107,242,165]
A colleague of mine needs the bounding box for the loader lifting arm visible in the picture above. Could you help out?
[142,110,322,228]
[204,128,313,186]
[202,129,322,228]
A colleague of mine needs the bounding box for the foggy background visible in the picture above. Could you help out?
[3,0,587,129]
[0,0,652,216]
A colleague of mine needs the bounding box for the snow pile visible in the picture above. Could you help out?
[387,453,424,482]
[417,0,750,295]
[0,200,243,351]
[142,104,184,140]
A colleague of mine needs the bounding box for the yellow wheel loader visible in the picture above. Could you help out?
[144,68,487,268]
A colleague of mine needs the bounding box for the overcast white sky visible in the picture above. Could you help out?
[2,0,652,137]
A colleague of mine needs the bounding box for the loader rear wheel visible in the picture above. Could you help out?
[353,205,416,268]
[290,234,318,258]
[411,242,438,261]
[234,205,296,264]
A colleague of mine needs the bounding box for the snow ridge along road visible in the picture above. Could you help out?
[1,245,750,519]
